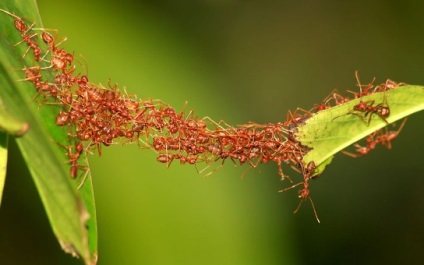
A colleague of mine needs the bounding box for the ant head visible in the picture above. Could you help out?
[42,32,54,44]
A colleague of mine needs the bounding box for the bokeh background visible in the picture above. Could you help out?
[1,0,424,264]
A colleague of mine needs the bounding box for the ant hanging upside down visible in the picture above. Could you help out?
[343,118,407,158]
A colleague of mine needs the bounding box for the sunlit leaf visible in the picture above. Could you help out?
[0,132,7,206]
[296,85,424,174]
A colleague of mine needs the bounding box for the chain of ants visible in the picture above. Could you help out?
[1,9,408,222]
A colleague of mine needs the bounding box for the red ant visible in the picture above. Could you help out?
[314,91,335,112]
[65,142,91,189]
[348,93,390,125]
[334,72,392,125]
[181,155,198,165]
[374,79,407,92]
[376,118,407,149]
[157,153,174,167]
[272,156,292,182]
[343,118,407,157]
[347,71,376,98]
[38,30,74,67]
[314,89,351,111]
[58,141,86,179]
[20,66,42,82]
[279,161,320,223]
[332,91,390,125]
[19,66,61,101]
[55,111,70,126]
[283,108,313,127]
[0,9,43,61]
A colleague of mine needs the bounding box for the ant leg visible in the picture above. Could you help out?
[378,117,407,149]
[202,163,223,178]
[285,108,313,126]
[283,180,320,223]
[76,152,91,190]
[352,71,376,97]
[306,196,320,223]
[77,166,91,190]
[279,181,303,193]
[201,116,227,131]
[349,110,370,125]
[314,89,343,111]
[365,110,389,126]
[17,66,42,82]
[342,150,360,158]
[276,159,292,182]
[240,164,255,179]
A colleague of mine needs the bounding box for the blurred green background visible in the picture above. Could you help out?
[1,0,424,264]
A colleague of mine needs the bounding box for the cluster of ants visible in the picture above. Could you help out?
[1,9,407,221]
[318,74,407,158]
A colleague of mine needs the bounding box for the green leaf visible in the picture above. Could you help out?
[0,2,97,264]
[0,105,29,136]
[296,85,424,174]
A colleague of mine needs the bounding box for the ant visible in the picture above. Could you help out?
[343,118,407,158]
[157,153,174,167]
[340,72,391,125]
[333,92,391,126]
[314,89,351,112]
[279,161,320,223]
[374,79,407,92]
[57,141,87,180]
[19,66,42,82]
[376,118,407,149]
[0,9,44,61]
[37,30,74,67]
[349,93,390,125]
[272,156,292,183]
[283,108,313,127]
[347,71,376,98]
